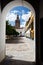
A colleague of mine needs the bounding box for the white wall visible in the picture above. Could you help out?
[16,28,24,33]
[0,0,35,62]
[0,5,5,62]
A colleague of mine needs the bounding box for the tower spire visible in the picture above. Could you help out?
[15,15,20,28]
[17,15,19,19]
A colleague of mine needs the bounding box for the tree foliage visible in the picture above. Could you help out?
[6,20,19,36]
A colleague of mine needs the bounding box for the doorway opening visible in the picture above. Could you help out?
[1,0,36,62]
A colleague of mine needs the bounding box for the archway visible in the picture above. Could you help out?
[1,0,36,62]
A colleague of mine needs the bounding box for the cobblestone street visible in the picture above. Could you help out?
[6,37,35,62]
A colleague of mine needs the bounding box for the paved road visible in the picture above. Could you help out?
[6,37,35,62]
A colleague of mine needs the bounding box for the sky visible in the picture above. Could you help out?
[6,6,31,28]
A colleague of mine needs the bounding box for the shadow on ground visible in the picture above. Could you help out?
[0,56,35,65]
[6,39,25,43]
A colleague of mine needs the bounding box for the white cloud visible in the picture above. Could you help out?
[10,10,20,13]
[6,12,17,21]
[14,10,20,13]
[6,10,21,21]
[20,22,26,27]
[22,11,31,22]
[22,10,25,14]
[20,25,24,27]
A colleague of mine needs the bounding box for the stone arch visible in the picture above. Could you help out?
[1,0,36,62]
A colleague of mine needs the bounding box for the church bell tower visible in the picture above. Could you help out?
[15,15,20,28]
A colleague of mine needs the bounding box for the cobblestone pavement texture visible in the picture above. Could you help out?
[6,37,35,62]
